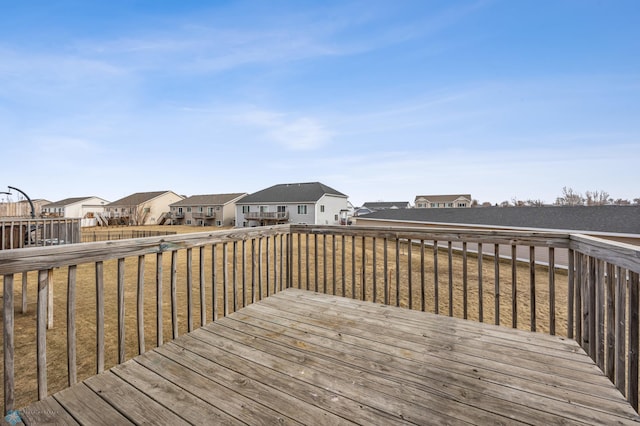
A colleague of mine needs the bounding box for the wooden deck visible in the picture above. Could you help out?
[18,288,640,425]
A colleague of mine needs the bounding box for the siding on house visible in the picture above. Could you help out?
[414,194,472,208]
[106,191,184,225]
[169,193,247,226]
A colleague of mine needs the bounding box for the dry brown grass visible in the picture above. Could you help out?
[2,225,569,409]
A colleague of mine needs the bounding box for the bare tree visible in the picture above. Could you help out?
[634,198,640,205]
[612,198,631,206]
[525,199,545,207]
[585,190,610,206]
[499,200,510,208]
[554,187,584,206]
[130,204,150,226]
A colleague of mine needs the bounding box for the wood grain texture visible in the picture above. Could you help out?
[20,289,640,425]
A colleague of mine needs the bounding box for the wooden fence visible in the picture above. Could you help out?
[81,229,177,243]
[1,224,639,413]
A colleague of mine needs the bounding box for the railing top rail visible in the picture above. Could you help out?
[570,233,640,274]
[0,224,290,275]
[291,224,572,247]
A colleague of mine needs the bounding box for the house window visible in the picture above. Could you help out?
[187,207,192,212]
[186,220,192,225]
[277,205,286,213]
[208,207,214,215]
[447,203,453,207]
[297,205,307,214]
[260,206,268,213]
[430,203,436,208]
[242,206,250,213]
[457,203,467,207]
[320,205,325,213]
[215,206,221,211]
[199,206,203,212]
[334,214,338,221]
[216,220,222,226]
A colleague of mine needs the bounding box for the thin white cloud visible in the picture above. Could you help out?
[237,109,332,150]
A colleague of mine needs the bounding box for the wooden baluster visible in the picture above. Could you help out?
[361,236,366,301]
[96,262,105,373]
[605,262,615,382]
[233,241,238,310]
[171,251,178,339]
[448,242,453,317]
[628,271,639,411]
[242,240,246,307]
[494,243,500,326]
[511,245,517,329]
[548,247,555,335]
[529,246,536,332]
[384,237,389,305]
[407,238,412,309]
[478,243,483,323]
[396,238,401,307]
[4,273,15,412]
[615,266,626,394]
[156,253,163,347]
[187,248,193,332]
[137,255,145,354]
[463,242,468,319]
[37,270,47,399]
[596,260,605,370]
[212,244,218,321]
[200,246,206,326]
[420,240,425,312]
[433,241,439,315]
[117,258,125,364]
[67,266,77,386]
[223,242,229,315]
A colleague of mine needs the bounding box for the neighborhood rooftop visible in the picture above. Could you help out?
[107,191,177,206]
[359,205,640,235]
[240,182,347,204]
[170,193,247,206]
[41,197,99,208]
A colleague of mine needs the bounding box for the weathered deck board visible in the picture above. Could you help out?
[19,288,640,425]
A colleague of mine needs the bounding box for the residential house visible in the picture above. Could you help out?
[236,182,349,227]
[169,193,247,227]
[362,201,411,211]
[414,194,472,208]
[41,196,110,227]
[105,191,184,226]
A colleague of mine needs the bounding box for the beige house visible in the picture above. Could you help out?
[169,193,247,227]
[414,194,472,208]
[105,191,184,225]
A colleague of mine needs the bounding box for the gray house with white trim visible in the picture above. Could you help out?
[236,182,349,227]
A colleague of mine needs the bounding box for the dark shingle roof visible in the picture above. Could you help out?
[170,193,247,207]
[359,206,640,235]
[107,191,176,207]
[45,197,97,208]
[240,182,347,204]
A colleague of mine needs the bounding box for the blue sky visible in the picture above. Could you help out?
[1,0,638,206]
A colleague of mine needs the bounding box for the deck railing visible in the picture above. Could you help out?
[0,218,81,250]
[1,224,640,414]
